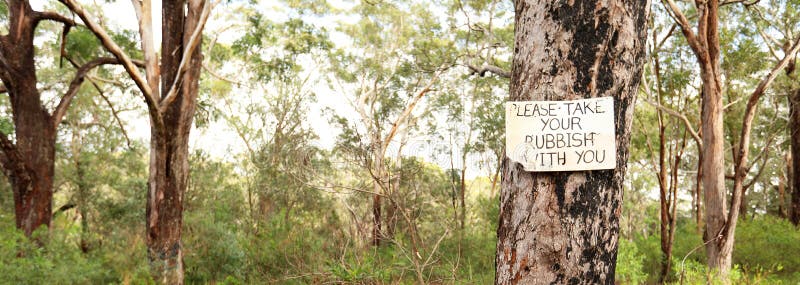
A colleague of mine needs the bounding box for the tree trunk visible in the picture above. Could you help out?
[695,150,704,233]
[372,148,385,246]
[372,193,382,246]
[778,164,786,218]
[495,1,648,284]
[790,89,800,226]
[0,0,57,238]
[459,167,467,230]
[699,71,731,278]
[9,88,55,238]
[146,1,203,283]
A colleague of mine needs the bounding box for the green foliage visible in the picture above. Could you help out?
[616,238,647,284]
[734,216,800,279]
[0,218,106,284]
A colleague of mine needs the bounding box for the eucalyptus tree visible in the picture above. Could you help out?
[661,0,800,277]
[496,0,648,283]
[743,0,800,225]
[54,0,216,282]
[228,9,332,228]
[329,0,456,248]
[434,0,512,229]
[0,0,147,237]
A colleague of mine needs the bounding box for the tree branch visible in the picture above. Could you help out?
[52,57,144,129]
[382,73,441,150]
[720,0,759,6]
[724,35,800,243]
[202,63,242,85]
[33,11,78,27]
[466,63,510,78]
[52,203,77,218]
[641,97,703,149]
[661,0,703,53]
[57,0,162,131]
[131,0,160,100]
[90,78,134,149]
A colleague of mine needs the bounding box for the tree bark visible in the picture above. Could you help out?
[145,1,204,283]
[495,1,648,284]
[0,0,61,238]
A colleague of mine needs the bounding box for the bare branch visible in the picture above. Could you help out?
[655,24,678,52]
[661,0,703,53]
[640,96,703,149]
[720,0,759,6]
[743,134,777,191]
[382,72,441,149]
[466,63,510,78]
[91,80,134,149]
[203,63,242,85]
[52,57,144,129]
[131,0,160,100]
[52,203,77,218]
[57,0,162,130]
[33,11,78,27]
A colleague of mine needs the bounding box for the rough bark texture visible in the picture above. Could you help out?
[495,1,648,284]
[0,0,68,237]
[145,0,204,283]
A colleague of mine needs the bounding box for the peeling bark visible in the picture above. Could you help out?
[145,0,205,283]
[496,1,648,284]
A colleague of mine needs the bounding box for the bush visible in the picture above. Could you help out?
[734,216,800,283]
[616,238,647,284]
[0,218,108,285]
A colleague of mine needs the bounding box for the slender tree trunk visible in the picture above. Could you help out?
[459,167,466,230]
[496,1,648,284]
[372,148,384,246]
[372,193,382,245]
[778,167,786,217]
[489,152,502,197]
[656,111,672,283]
[790,89,800,226]
[71,129,91,252]
[146,1,204,283]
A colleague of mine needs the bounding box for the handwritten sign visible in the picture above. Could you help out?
[506,97,616,171]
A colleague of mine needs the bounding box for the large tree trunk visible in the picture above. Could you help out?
[9,87,56,238]
[146,1,203,283]
[699,67,731,278]
[790,89,800,226]
[0,0,57,237]
[495,1,648,284]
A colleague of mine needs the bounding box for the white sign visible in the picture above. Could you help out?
[506,97,616,172]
